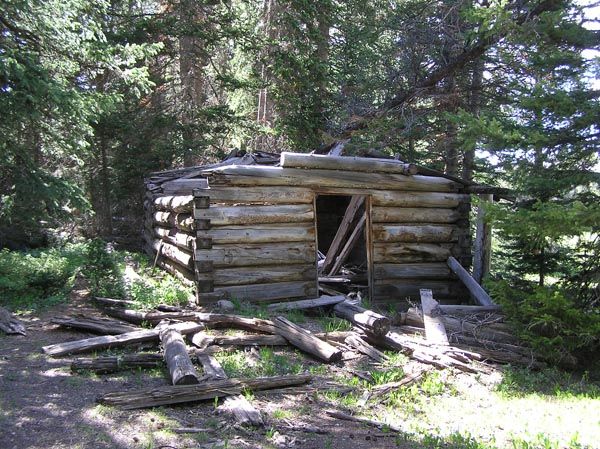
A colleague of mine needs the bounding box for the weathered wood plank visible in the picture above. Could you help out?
[196,265,317,286]
[195,242,317,267]
[372,280,461,300]
[372,224,459,243]
[204,166,460,192]
[197,223,315,245]
[420,289,449,346]
[151,239,193,268]
[373,243,456,263]
[280,152,418,175]
[51,316,140,335]
[97,374,312,409]
[266,295,345,312]
[447,256,495,306]
[273,316,342,362]
[373,263,452,280]
[154,226,195,250]
[154,195,194,213]
[209,281,318,303]
[153,211,195,231]
[193,204,314,225]
[71,353,164,374]
[371,207,461,224]
[42,322,204,357]
[161,179,208,195]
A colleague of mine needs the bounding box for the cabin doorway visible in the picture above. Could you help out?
[315,194,370,299]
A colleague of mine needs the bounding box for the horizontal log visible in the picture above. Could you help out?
[71,353,164,373]
[204,166,460,192]
[97,374,312,409]
[371,191,469,208]
[161,179,208,195]
[153,211,195,231]
[193,204,314,225]
[195,242,317,267]
[152,239,193,268]
[42,322,203,357]
[280,152,418,175]
[156,257,196,286]
[371,207,461,224]
[373,263,452,280]
[372,280,462,300]
[209,281,319,303]
[197,223,315,245]
[438,305,502,314]
[372,224,459,243]
[196,264,317,286]
[154,195,194,213]
[274,316,342,363]
[198,186,314,204]
[154,226,195,250]
[373,243,457,263]
[266,295,346,312]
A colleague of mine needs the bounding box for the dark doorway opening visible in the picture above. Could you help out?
[315,194,369,297]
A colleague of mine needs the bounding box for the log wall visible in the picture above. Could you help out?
[144,157,472,306]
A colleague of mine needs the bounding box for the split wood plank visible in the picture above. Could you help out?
[280,152,418,175]
[447,256,495,306]
[266,295,346,312]
[97,374,312,409]
[420,289,449,346]
[273,316,342,363]
[322,195,365,274]
[42,322,203,357]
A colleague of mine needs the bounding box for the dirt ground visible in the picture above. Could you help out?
[0,286,416,449]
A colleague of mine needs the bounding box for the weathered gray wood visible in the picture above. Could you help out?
[473,194,493,284]
[197,223,315,245]
[97,374,312,409]
[71,353,164,374]
[372,280,460,300]
[372,224,459,243]
[193,204,314,224]
[325,409,402,433]
[0,307,26,336]
[373,263,452,280]
[154,226,195,250]
[102,308,197,326]
[155,257,196,286]
[204,166,460,192]
[196,265,317,287]
[196,353,264,426]
[210,281,318,303]
[266,295,345,312]
[152,211,195,231]
[42,322,204,357]
[195,242,317,268]
[151,239,193,268]
[322,196,365,274]
[447,256,494,306]
[160,327,201,385]
[438,304,502,314]
[92,297,137,307]
[373,243,455,263]
[370,191,468,208]
[195,186,314,204]
[420,289,449,346]
[333,301,390,336]
[192,333,288,348]
[154,195,194,213]
[193,313,277,334]
[273,316,342,362]
[161,178,208,195]
[329,215,366,275]
[51,316,140,335]
[281,152,418,175]
[344,333,388,362]
[371,207,460,224]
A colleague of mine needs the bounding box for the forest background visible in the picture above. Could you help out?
[1,0,599,364]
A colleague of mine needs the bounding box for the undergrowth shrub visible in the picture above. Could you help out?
[489,280,600,366]
[84,239,125,298]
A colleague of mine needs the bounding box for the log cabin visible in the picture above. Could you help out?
[143,151,495,306]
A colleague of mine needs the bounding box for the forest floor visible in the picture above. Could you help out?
[1,281,599,449]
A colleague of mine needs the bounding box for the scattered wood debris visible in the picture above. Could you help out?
[0,306,26,336]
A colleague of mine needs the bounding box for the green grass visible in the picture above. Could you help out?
[317,316,352,333]
[215,347,304,378]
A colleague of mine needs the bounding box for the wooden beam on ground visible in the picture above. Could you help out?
[420,289,449,346]
[266,295,346,312]
[344,333,388,363]
[97,374,312,410]
[273,317,342,363]
[446,256,495,306]
[51,316,140,335]
[71,354,164,374]
[42,322,203,357]
[438,305,502,314]
[333,301,390,336]
[160,326,201,385]
[322,196,365,274]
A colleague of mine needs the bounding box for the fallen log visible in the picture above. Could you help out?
[92,297,137,308]
[101,308,197,325]
[192,333,288,348]
[42,322,203,357]
[97,374,312,409]
[438,304,502,315]
[344,333,387,363]
[266,295,346,312]
[51,316,139,335]
[325,409,402,433]
[0,307,26,336]
[273,316,342,363]
[196,354,263,426]
[71,353,164,374]
[447,256,494,306]
[160,326,201,385]
[333,301,390,336]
